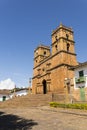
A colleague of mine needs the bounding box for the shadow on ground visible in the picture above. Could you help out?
[0,111,38,130]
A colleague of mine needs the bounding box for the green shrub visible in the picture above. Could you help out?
[50,102,58,107]
[49,102,87,110]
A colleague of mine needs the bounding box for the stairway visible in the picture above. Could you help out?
[0,94,52,108]
[0,92,68,108]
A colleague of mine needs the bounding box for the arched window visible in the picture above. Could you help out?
[44,51,46,56]
[55,45,58,51]
[67,43,70,52]
[55,35,57,41]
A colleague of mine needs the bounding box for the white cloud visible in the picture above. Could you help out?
[0,78,15,90]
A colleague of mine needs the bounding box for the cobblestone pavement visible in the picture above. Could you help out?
[0,106,87,130]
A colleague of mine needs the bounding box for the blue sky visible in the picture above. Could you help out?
[0,0,87,88]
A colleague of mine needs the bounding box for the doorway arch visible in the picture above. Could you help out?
[42,79,47,94]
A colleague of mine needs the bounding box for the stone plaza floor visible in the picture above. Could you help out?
[0,106,87,130]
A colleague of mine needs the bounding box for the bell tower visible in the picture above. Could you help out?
[50,23,78,94]
[51,23,78,66]
[34,44,51,68]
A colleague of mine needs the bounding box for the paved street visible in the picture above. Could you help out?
[0,106,87,130]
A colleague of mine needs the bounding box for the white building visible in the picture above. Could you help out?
[0,88,29,101]
[73,62,87,101]
[0,90,11,101]
[10,88,29,98]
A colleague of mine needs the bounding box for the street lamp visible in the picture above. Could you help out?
[29,78,32,93]
[64,78,73,103]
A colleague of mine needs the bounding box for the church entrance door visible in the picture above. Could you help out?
[42,79,47,94]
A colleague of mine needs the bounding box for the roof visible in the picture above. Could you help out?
[34,44,50,52]
[74,61,87,69]
[52,23,73,36]
[11,87,29,93]
[0,90,10,95]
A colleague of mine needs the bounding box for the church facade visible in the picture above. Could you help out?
[32,24,78,95]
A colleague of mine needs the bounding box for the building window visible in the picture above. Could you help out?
[55,36,57,41]
[37,68,41,75]
[42,68,45,72]
[67,43,70,52]
[79,70,84,77]
[44,51,46,55]
[55,45,58,51]
[3,96,6,101]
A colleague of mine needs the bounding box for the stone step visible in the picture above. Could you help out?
[0,94,52,108]
[0,93,66,108]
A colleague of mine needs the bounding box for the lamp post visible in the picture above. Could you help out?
[64,78,73,103]
[29,78,31,93]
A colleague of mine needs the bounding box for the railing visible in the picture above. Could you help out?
[75,76,86,84]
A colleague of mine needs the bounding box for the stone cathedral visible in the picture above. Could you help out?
[32,23,78,94]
